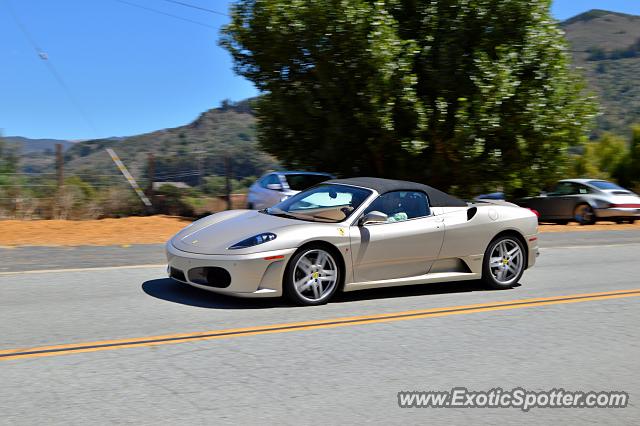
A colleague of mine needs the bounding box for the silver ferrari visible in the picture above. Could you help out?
[166,177,539,305]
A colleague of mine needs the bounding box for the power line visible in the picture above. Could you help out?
[0,173,124,177]
[157,0,229,17]
[112,0,218,29]
[3,0,98,135]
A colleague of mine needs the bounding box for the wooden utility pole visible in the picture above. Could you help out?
[55,143,64,191]
[146,153,155,197]
[146,153,155,214]
[55,143,64,218]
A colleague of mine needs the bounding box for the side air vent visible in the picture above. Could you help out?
[466,207,477,221]
[429,258,472,274]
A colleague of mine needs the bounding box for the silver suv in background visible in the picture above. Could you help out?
[246,171,335,209]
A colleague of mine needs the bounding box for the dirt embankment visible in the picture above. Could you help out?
[0,216,638,247]
[0,216,192,246]
[538,221,640,233]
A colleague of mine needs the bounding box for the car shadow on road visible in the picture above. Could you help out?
[142,278,289,309]
[332,281,520,303]
[143,277,520,309]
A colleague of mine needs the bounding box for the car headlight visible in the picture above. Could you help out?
[228,233,277,249]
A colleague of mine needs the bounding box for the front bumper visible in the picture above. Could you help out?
[595,207,640,219]
[166,242,296,297]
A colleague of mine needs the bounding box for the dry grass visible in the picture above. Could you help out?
[538,221,640,233]
[0,216,638,247]
[0,216,192,247]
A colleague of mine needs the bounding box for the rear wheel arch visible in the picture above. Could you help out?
[581,199,601,213]
[489,230,529,269]
[584,198,603,209]
[481,231,528,289]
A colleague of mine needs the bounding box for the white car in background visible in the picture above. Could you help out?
[247,171,334,210]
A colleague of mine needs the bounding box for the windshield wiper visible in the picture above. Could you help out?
[265,207,327,222]
[263,207,301,220]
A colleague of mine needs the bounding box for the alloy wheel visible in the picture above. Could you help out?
[488,238,523,285]
[292,249,338,303]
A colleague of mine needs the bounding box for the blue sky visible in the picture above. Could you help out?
[2,0,640,140]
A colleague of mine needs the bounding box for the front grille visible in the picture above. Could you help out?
[169,267,186,282]
[188,267,232,288]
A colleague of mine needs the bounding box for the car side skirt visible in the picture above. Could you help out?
[343,270,481,292]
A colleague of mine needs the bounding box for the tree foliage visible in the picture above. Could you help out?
[567,125,640,193]
[613,124,640,191]
[0,135,18,174]
[569,133,627,180]
[221,0,597,196]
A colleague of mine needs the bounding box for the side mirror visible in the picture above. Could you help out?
[266,183,283,191]
[359,211,388,226]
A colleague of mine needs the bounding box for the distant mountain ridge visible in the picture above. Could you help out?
[58,99,278,182]
[562,9,640,136]
[3,136,76,154]
[562,9,639,26]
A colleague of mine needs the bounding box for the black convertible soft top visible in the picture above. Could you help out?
[325,177,468,207]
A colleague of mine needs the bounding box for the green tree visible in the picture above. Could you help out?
[0,134,18,174]
[221,0,596,196]
[613,124,640,191]
[201,175,255,196]
[570,133,627,179]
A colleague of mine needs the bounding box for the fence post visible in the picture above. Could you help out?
[146,153,156,215]
[56,143,64,190]
[55,143,64,218]
[146,153,155,196]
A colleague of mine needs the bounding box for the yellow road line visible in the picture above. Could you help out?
[1,288,639,361]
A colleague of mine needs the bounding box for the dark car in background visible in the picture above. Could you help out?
[474,192,506,201]
[516,179,640,225]
[246,171,335,209]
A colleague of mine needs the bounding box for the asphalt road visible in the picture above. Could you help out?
[1,231,639,424]
[1,230,639,273]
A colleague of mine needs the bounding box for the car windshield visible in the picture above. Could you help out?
[263,184,372,223]
[588,180,624,190]
[285,174,332,191]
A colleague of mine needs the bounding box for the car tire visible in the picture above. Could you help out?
[574,204,595,225]
[629,219,637,224]
[283,245,341,306]
[482,235,526,290]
